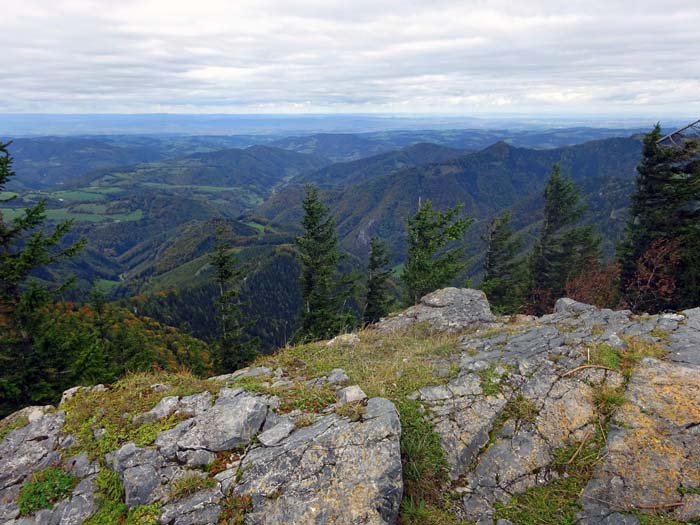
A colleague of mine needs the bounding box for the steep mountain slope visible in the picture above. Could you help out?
[263,136,642,260]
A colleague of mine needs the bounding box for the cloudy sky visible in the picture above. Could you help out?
[3,0,700,116]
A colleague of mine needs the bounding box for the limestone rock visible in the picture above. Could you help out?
[337,385,367,404]
[177,391,268,452]
[257,421,295,447]
[327,368,350,384]
[376,288,495,332]
[234,397,402,525]
[579,358,700,522]
[326,333,360,347]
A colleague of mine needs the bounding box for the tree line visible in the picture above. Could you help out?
[282,124,700,350]
[1,125,698,414]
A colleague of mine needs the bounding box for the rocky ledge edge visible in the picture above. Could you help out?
[2,287,700,525]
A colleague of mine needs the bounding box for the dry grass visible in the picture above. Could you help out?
[62,370,220,459]
[255,324,464,400]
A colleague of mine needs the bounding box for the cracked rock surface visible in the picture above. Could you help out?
[410,294,700,524]
[3,288,700,525]
[1,366,401,525]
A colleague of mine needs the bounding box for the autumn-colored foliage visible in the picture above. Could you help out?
[622,237,681,312]
[564,260,621,309]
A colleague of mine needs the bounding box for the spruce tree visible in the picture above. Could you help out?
[402,199,472,305]
[296,185,354,341]
[210,224,258,371]
[481,211,526,314]
[0,142,85,414]
[618,125,700,311]
[529,165,601,313]
[363,237,392,324]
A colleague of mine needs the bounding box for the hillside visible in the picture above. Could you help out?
[297,142,465,188]
[263,136,643,261]
[2,288,700,524]
[2,136,284,191]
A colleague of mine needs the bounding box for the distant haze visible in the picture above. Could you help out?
[3,1,700,116]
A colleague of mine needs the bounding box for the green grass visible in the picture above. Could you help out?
[400,496,465,525]
[586,337,666,379]
[245,221,266,234]
[589,343,622,370]
[84,498,128,525]
[495,429,608,525]
[86,465,161,524]
[0,413,29,441]
[593,386,626,417]
[17,467,77,515]
[399,400,450,515]
[124,504,161,524]
[62,371,220,459]
[477,365,505,396]
[169,474,216,501]
[94,278,120,292]
[94,468,124,502]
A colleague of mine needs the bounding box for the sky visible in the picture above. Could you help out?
[3,0,700,117]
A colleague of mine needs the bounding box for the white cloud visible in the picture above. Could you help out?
[2,0,699,115]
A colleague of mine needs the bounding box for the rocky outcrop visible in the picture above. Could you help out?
[0,372,401,525]
[410,296,700,524]
[580,357,700,524]
[2,289,700,524]
[376,287,496,332]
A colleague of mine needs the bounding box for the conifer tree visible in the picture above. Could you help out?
[0,141,85,414]
[402,199,472,305]
[210,224,258,371]
[618,125,700,311]
[529,165,601,313]
[363,237,392,324]
[296,185,354,341]
[481,211,526,314]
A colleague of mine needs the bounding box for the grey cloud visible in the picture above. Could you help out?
[2,0,699,115]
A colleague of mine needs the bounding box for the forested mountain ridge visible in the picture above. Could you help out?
[263,136,643,259]
[297,142,465,188]
[3,135,286,191]
[0,130,650,363]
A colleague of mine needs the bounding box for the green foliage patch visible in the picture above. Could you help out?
[63,371,219,459]
[17,467,77,515]
[0,414,29,441]
[170,474,216,501]
[495,429,607,524]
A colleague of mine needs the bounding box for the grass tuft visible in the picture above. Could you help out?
[334,401,366,422]
[399,400,449,508]
[170,473,216,501]
[0,413,30,442]
[218,493,252,524]
[62,370,219,459]
[593,386,626,417]
[17,467,76,515]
